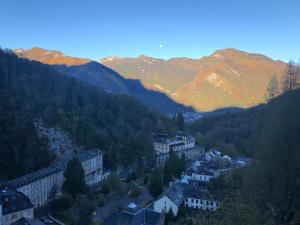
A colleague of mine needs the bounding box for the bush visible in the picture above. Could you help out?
[50,193,73,211]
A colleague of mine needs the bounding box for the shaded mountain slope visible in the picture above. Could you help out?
[0,49,176,179]
[16,48,192,113]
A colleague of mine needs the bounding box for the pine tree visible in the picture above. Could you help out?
[62,158,86,198]
[176,112,185,131]
[265,75,279,102]
[163,161,172,185]
[149,169,163,198]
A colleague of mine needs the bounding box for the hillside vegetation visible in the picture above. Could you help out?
[0,49,175,179]
[180,88,300,225]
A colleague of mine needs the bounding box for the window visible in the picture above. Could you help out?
[191,199,194,203]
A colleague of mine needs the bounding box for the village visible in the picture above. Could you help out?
[0,130,251,225]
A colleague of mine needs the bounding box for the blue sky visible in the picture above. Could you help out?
[0,0,299,62]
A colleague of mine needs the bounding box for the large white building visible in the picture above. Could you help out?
[9,149,103,207]
[154,182,219,216]
[154,131,195,154]
[184,187,219,210]
[190,170,215,182]
[0,183,34,225]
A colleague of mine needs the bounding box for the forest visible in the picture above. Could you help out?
[176,87,300,225]
[0,49,175,179]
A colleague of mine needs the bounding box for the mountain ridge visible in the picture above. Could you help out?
[101,48,287,111]
[15,47,287,112]
[15,47,192,114]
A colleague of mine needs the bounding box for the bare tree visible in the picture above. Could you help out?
[265,74,279,102]
[282,60,298,92]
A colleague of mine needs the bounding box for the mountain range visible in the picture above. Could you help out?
[101,49,287,111]
[15,48,191,114]
[15,47,287,112]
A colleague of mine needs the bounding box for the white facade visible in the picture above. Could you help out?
[154,133,195,154]
[153,196,179,216]
[82,153,103,185]
[16,170,63,207]
[191,173,213,182]
[153,142,169,154]
[184,197,218,210]
[9,149,103,207]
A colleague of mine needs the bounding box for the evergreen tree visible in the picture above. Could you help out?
[149,169,163,198]
[62,158,86,198]
[77,200,95,225]
[163,160,172,185]
[265,74,279,102]
[176,112,185,131]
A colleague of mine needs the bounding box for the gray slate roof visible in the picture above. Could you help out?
[0,184,33,215]
[103,205,163,225]
[8,148,101,188]
[157,183,185,206]
[11,218,46,225]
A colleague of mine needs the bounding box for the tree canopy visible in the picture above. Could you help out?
[62,158,86,197]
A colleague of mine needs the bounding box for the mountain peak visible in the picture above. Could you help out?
[100,55,121,63]
[14,47,90,66]
[210,48,272,61]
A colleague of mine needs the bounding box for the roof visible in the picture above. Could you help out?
[8,161,64,188]
[157,183,185,206]
[0,185,33,215]
[78,148,102,162]
[192,169,214,176]
[103,206,163,225]
[11,218,46,225]
[184,186,213,200]
[9,148,102,188]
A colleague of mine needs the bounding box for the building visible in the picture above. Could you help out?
[9,149,103,207]
[153,181,219,216]
[78,149,103,185]
[0,183,34,225]
[190,170,215,182]
[153,183,185,216]
[184,186,219,210]
[154,132,195,154]
[103,203,164,225]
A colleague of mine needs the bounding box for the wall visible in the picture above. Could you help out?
[154,196,179,216]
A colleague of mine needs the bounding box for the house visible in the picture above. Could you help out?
[236,157,251,167]
[153,183,185,216]
[11,218,46,225]
[0,183,34,225]
[8,149,103,207]
[184,186,219,210]
[103,203,164,225]
[153,132,195,154]
[210,149,221,158]
[190,170,214,182]
[222,155,232,161]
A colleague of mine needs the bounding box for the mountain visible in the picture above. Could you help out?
[15,48,192,114]
[15,47,91,66]
[0,49,177,179]
[101,48,287,111]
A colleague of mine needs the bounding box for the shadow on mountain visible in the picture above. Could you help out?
[53,61,194,114]
[202,106,246,117]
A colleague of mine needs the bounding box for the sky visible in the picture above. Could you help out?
[0,0,299,62]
